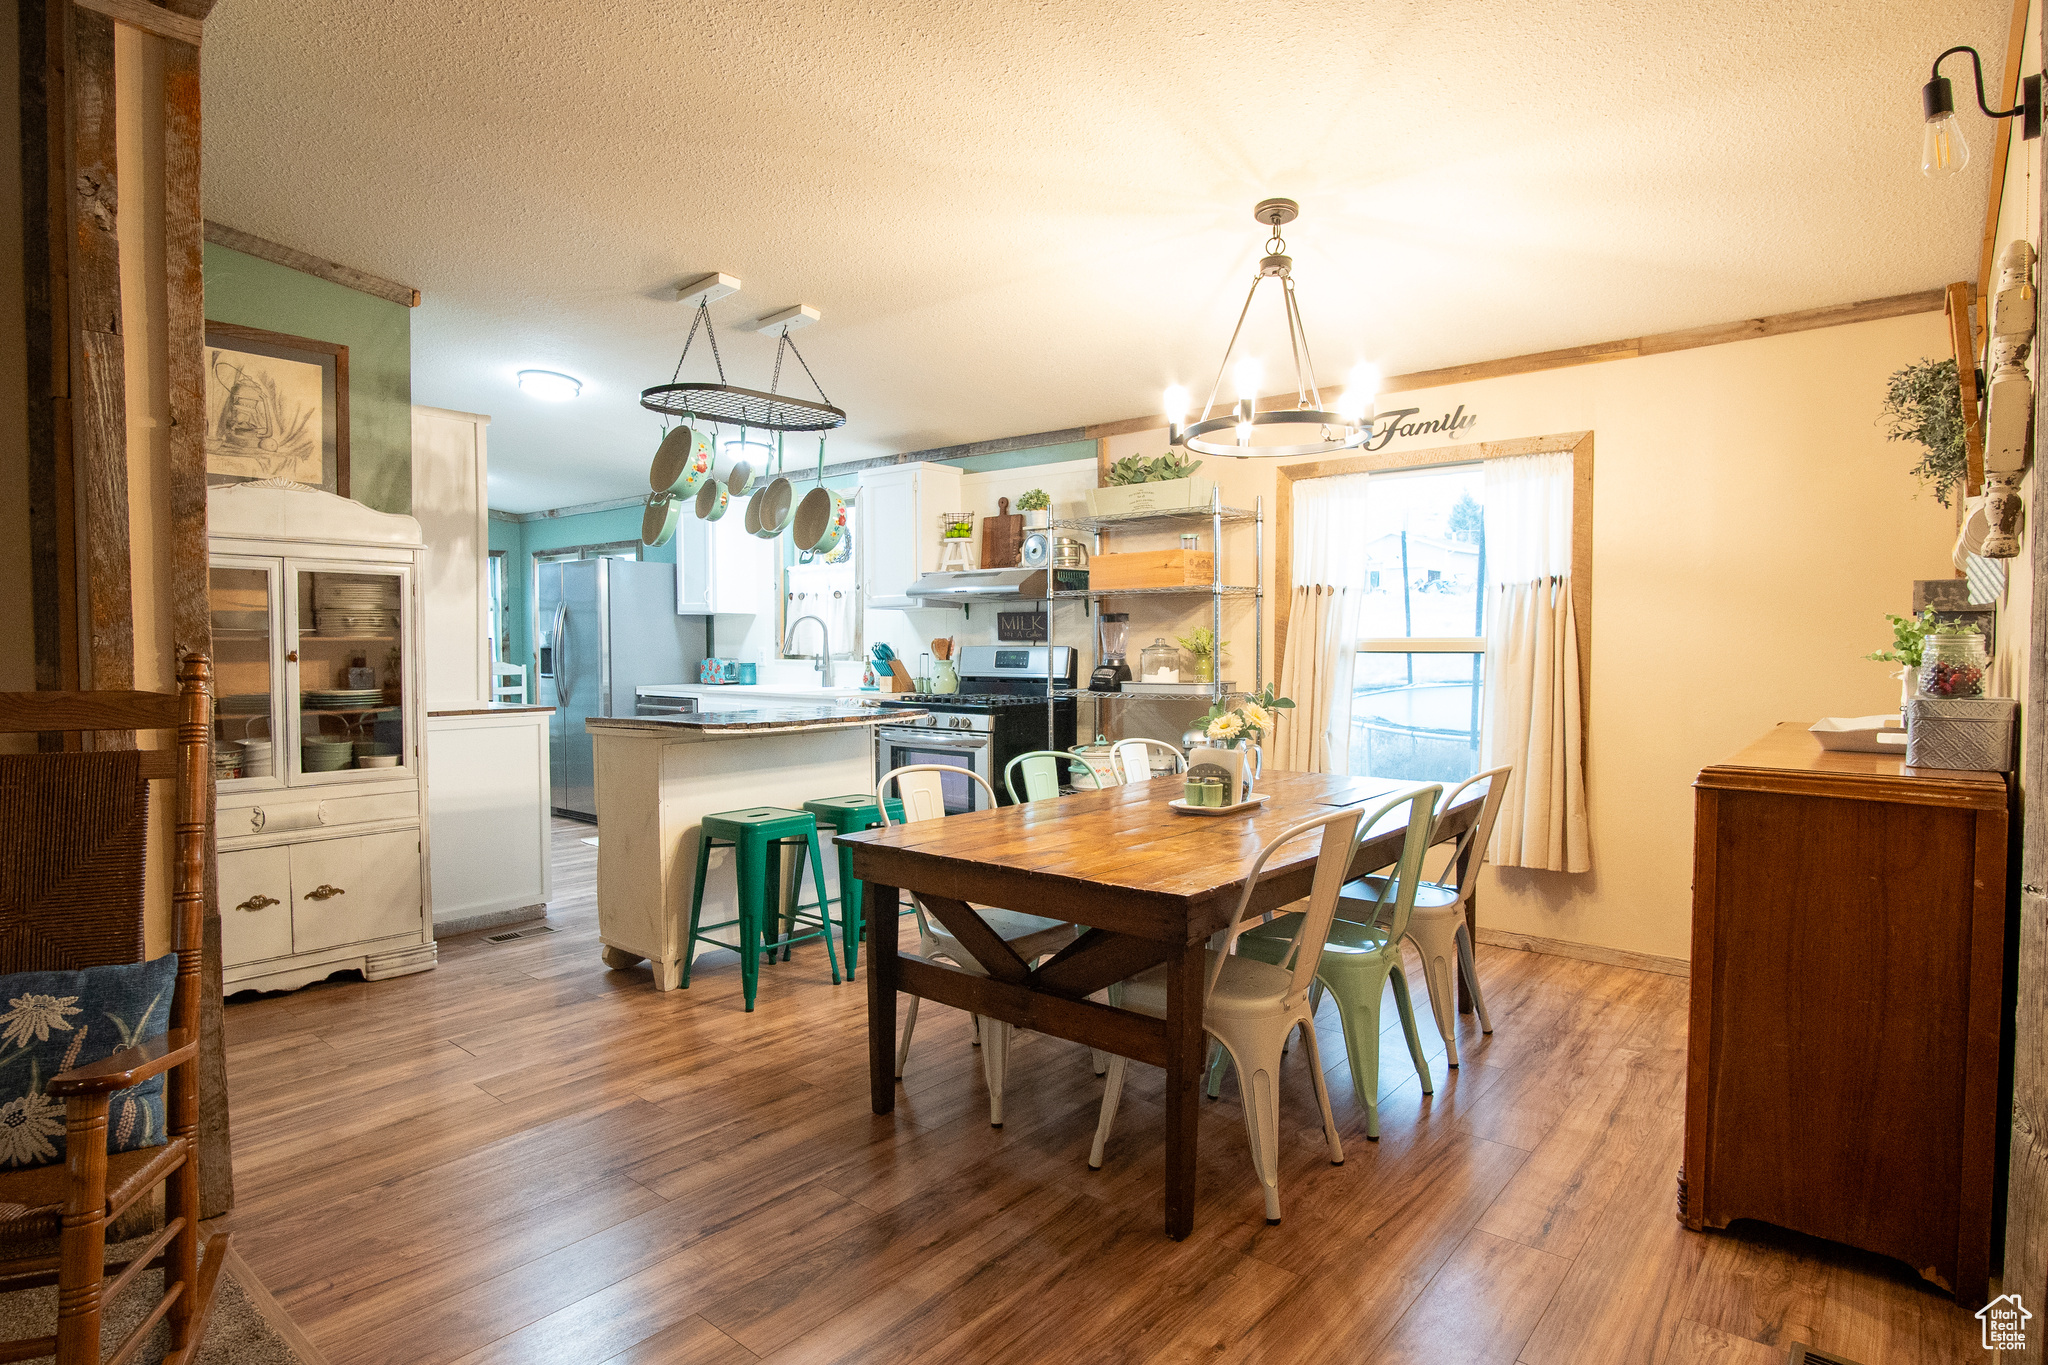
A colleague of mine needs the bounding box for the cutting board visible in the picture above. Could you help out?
[982,497,1024,568]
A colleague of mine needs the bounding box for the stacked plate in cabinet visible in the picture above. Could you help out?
[301,737,356,772]
[303,688,387,711]
[312,577,399,636]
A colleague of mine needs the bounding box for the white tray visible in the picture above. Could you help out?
[1168,793,1270,817]
[1809,715,1907,753]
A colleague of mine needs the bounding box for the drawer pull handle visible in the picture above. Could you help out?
[303,884,346,901]
[234,894,279,913]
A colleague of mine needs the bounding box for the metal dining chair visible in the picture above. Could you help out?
[1002,749,1105,804]
[1088,786,1440,1221]
[876,765,1078,1125]
[1108,738,1187,784]
[1334,764,1512,1067]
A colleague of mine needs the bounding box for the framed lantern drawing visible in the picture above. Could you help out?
[203,320,349,497]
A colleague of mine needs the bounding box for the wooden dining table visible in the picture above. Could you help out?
[840,769,1486,1239]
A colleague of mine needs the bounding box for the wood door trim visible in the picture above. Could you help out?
[71,0,201,45]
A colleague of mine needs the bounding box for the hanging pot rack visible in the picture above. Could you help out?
[639,301,847,432]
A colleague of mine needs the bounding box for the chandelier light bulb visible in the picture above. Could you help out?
[1234,357,1263,402]
[1338,363,1381,422]
[1163,384,1189,427]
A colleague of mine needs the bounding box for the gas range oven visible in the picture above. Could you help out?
[876,646,1077,812]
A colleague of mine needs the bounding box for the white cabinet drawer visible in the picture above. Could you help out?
[220,846,293,967]
[289,831,423,953]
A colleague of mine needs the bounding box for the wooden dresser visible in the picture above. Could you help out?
[1682,723,2011,1305]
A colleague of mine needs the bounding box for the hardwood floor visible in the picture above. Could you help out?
[216,818,1985,1365]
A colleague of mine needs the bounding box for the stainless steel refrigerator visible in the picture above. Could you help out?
[536,558,706,821]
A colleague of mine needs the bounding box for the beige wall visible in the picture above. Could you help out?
[1107,311,1957,960]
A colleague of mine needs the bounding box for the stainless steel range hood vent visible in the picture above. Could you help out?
[872,569,1047,609]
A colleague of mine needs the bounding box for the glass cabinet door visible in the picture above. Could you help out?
[209,559,283,788]
[288,562,410,783]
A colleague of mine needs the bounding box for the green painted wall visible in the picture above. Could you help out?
[202,243,414,514]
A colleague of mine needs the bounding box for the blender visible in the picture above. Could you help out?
[1090,613,1132,692]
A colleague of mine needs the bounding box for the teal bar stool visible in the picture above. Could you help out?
[802,794,904,975]
[683,806,839,1011]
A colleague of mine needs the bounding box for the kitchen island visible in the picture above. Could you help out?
[586,704,916,990]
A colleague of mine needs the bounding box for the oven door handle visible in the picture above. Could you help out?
[880,731,989,750]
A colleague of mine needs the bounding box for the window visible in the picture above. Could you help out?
[487,550,510,664]
[1352,464,1484,783]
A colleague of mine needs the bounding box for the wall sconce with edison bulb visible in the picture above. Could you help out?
[1922,45,2041,178]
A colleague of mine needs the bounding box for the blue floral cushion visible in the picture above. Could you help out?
[0,956,176,1168]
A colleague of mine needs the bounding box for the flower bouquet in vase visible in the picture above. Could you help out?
[1186,687,1293,806]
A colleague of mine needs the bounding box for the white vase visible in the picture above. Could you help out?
[1899,665,1920,716]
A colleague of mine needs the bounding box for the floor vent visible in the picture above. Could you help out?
[483,925,557,944]
[1788,1344,1870,1365]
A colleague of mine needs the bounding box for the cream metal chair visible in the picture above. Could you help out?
[1087,787,1439,1222]
[877,765,1078,1125]
[1337,765,1511,1067]
[1109,738,1187,784]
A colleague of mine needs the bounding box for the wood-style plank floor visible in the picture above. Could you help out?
[216,819,1986,1365]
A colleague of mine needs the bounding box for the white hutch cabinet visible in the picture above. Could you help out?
[208,480,437,993]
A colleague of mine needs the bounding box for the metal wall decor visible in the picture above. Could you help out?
[1166,200,1380,460]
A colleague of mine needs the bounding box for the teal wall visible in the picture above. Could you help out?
[203,243,414,514]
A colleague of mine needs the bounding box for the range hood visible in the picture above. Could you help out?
[871,568,1048,610]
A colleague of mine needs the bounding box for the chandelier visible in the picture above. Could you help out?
[1166,199,1379,459]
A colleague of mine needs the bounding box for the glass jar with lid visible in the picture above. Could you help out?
[1919,628,1988,698]
[1139,637,1182,684]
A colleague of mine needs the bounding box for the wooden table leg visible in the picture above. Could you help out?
[1162,939,1205,1239]
[868,883,899,1115]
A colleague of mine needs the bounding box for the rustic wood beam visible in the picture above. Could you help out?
[1978,0,2031,337]
[66,5,134,695]
[1947,282,1986,500]
[1082,289,1949,440]
[71,0,199,44]
[201,220,420,307]
[160,27,232,1221]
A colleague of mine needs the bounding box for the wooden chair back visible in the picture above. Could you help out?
[0,657,210,1043]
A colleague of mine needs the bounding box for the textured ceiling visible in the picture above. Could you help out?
[201,0,2008,512]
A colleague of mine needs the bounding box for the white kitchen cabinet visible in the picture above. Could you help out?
[676,514,776,616]
[210,480,438,994]
[860,462,962,608]
[410,405,492,710]
[426,705,553,935]
[219,845,292,967]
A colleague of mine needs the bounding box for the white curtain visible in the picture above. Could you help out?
[1276,472,1371,773]
[1482,451,1591,872]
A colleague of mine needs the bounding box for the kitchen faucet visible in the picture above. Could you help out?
[783,614,832,687]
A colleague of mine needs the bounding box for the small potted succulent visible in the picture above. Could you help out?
[1086,450,1213,517]
[1017,487,1052,529]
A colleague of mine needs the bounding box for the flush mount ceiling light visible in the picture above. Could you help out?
[639,274,846,433]
[1166,199,1380,460]
[517,369,583,400]
[1921,45,2042,178]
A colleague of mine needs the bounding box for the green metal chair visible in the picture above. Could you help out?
[1001,750,1105,804]
[1226,783,1444,1139]
[801,793,904,975]
[682,806,839,1012]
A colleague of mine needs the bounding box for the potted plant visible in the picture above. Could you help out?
[1017,487,1052,529]
[1187,686,1294,804]
[1086,450,1213,517]
[1175,627,1225,683]
[1865,608,1938,709]
[1880,358,1968,507]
